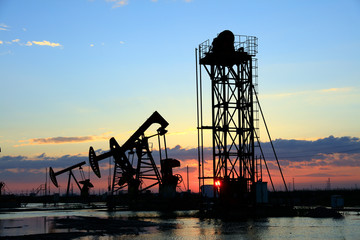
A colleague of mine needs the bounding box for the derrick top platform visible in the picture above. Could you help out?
[199,30,258,66]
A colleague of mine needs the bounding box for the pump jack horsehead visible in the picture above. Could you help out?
[89,111,182,198]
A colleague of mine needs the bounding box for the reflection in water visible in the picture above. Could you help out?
[196,218,266,240]
[1,210,360,239]
[0,216,49,236]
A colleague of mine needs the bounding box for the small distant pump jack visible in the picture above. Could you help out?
[89,111,181,198]
[49,161,94,197]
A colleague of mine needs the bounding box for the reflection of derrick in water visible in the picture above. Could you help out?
[89,111,181,198]
[197,30,288,206]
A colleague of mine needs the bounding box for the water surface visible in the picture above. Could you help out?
[1,205,359,239]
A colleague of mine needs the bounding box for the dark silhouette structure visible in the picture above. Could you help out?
[49,162,94,197]
[196,31,288,212]
[88,111,181,200]
[197,30,259,206]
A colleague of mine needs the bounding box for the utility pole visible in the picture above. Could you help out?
[187,165,189,192]
[326,178,331,190]
[293,178,295,191]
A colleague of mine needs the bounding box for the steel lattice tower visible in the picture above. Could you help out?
[197,31,258,202]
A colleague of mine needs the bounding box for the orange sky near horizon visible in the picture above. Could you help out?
[5,152,360,195]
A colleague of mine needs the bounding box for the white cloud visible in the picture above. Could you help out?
[15,132,112,147]
[1,39,62,48]
[0,23,10,31]
[261,87,355,99]
[320,87,353,93]
[106,0,128,8]
[105,0,192,8]
[90,44,94,47]
[32,40,62,47]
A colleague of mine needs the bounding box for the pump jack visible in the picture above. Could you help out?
[89,111,181,198]
[49,161,94,197]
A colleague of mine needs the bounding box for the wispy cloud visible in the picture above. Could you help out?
[0,23,10,31]
[32,40,62,47]
[15,132,112,147]
[89,43,107,47]
[22,136,98,145]
[320,87,353,93]
[1,39,62,48]
[261,87,354,99]
[150,0,193,2]
[296,173,350,178]
[1,135,360,191]
[104,0,192,8]
[162,136,360,170]
[0,154,88,172]
[106,0,128,8]
[260,136,360,172]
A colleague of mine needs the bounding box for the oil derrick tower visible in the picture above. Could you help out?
[197,30,260,205]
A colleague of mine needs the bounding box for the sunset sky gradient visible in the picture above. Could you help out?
[1,0,360,194]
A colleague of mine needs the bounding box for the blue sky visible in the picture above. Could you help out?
[1,0,360,192]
